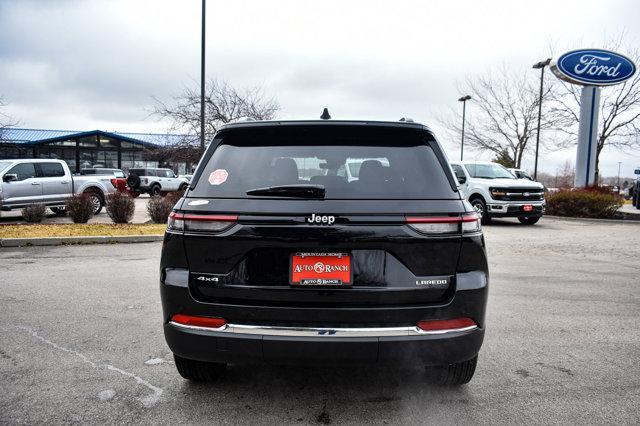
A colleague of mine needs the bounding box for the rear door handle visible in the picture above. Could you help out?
[31,182,41,185]
[61,181,69,184]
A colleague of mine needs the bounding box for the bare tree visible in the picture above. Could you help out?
[440,67,567,168]
[152,79,280,146]
[554,160,575,189]
[549,41,640,183]
[0,96,18,140]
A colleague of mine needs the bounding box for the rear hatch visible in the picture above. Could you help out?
[174,123,469,309]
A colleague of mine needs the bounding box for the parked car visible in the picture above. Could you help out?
[632,167,640,209]
[451,161,545,225]
[0,159,117,214]
[508,168,534,181]
[160,119,488,386]
[126,168,189,197]
[80,168,127,192]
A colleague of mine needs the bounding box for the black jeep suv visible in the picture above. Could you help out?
[160,120,488,385]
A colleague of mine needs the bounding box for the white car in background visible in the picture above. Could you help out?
[451,161,545,225]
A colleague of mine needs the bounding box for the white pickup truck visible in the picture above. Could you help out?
[450,161,545,225]
[0,159,117,215]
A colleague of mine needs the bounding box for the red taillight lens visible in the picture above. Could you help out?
[406,213,480,234]
[167,212,237,233]
[417,317,476,332]
[171,314,226,329]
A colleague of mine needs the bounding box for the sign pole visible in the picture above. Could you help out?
[574,86,600,187]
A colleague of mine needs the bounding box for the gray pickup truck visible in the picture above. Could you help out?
[0,159,117,215]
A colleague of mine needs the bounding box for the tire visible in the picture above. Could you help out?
[179,183,188,191]
[470,197,491,224]
[174,354,226,382]
[518,216,540,225]
[50,207,67,216]
[150,184,161,197]
[127,174,141,190]
[427,356,478,386]
[85,191,104,215]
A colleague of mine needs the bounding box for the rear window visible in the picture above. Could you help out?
[190,126,456,199]
[129,169,146,176]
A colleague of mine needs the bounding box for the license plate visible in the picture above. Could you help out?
[523,204,534,212]
[290,252,352,286]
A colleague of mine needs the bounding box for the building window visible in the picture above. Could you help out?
[78,136,98,147]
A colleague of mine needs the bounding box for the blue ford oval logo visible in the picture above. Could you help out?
[551,49,636,86]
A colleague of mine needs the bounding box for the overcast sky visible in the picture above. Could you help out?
[1,0,639,177]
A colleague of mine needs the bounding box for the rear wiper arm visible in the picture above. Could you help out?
[246,184,326,198]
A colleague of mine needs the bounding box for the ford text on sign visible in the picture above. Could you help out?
[551,49,636,86]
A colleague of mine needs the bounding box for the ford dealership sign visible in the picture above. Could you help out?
[551,49,636,86]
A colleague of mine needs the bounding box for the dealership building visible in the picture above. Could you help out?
[0,128,194,174]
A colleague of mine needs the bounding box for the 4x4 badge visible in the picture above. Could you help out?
[306,214,335,225]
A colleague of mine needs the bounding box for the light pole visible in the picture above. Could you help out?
[532,58,551,180]
[200,0,206,151]
[458,95,471,161]
[617,161,622,188]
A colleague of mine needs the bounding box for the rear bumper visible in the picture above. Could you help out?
[160,269,488,366]
[164,321,484,365]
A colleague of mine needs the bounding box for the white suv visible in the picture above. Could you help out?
[126,168,189,197]
[451,161,545,225]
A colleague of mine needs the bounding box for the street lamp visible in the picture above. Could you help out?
[532,58,551,180]
[617,161,622,188]
[200,0,206,151]
[458,95,471,161]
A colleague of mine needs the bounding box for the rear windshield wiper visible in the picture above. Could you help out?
[246,184,326,198]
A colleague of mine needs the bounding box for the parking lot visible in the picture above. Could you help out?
[1,217,639,424]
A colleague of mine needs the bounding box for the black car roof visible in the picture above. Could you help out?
[217,119,433,133]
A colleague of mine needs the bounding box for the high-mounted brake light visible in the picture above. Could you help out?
[167,212,238,233]
[417,317,476,332]
[406,213,481,234]
[171,314,226,329]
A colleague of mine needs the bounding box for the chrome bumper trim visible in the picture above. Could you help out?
[169,322,478,337]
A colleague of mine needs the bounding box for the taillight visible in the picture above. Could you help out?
[171,314,226,329]
[417,317,476,332]
[167,212,237,233]
[406,213,480,234]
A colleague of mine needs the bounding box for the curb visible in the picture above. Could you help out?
[0,234,164,247]
[544,215,640,224]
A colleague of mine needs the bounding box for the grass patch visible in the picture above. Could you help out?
[0,223,166,239]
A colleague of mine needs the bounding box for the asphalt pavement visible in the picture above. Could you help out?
[1,217,639,424]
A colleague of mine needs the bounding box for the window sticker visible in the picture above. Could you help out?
[209,169,229,185]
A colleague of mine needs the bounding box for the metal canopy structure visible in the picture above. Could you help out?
[0,128,192,173]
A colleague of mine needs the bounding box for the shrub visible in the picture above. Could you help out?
[106,192,135,223]
[65,194,94,223]
[147,196,174,224]
[546,187,623,219]
[21,204,47,223]
[164,188,186,206]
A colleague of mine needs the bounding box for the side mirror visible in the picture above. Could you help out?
[634,169,640,175]
[3,173,18,182]
[457,176,466,185]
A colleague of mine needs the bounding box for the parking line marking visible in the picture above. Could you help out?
[16,326,164,407]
